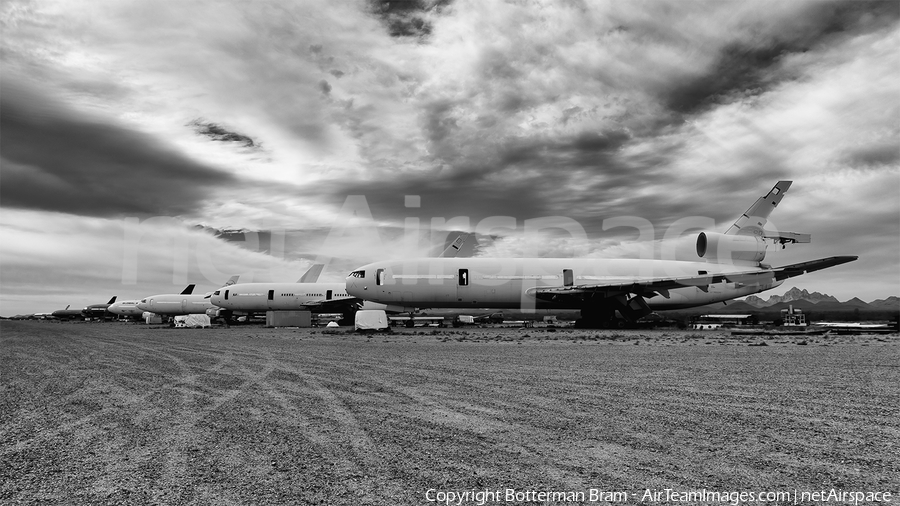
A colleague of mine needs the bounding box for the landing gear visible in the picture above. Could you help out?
[339,307,357,326]
[576,294,651,329]
[215,309,233,327]
[575,307,618,329]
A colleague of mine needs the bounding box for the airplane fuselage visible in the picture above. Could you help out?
[137,294,215,315]
[346,257,783,311]
[51,309,84,320]
[108,300,145,317]
[209,283,355,312]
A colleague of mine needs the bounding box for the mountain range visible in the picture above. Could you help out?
[741,287,897,310]
[743,287,839,307]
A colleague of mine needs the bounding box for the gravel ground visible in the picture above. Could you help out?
[1,320,898,505]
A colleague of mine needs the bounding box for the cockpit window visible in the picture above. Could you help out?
[213,290,220,296]
[140,299,146,303]
[349,270,366,278]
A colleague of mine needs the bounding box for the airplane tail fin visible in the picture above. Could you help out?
[439,233,469,258]
[298,264,324,283]
[223,275,240,287]
[180,284,196,295]
[725,181,791,237]
[107,296,117,304]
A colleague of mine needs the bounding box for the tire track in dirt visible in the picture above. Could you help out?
[255,350,414,503]
[3,328,279,503]
[281,350,600,493]
[2,336,237,453]
[84,334,285,504]
[285,346,700,493]
[149,353,276,503]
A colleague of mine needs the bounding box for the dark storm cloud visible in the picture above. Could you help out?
[663,1,899,115]
[368,0,452,39]
[303,126,674,235]
[314,170,553,225]
[0,81,239,217]
[190,120,256,147]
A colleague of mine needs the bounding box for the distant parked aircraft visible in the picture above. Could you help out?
[346,182,857,328]
[51,305,85,320]
[109,285,195,319]
[82,296,117,320]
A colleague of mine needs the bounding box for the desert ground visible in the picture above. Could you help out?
[1,320,898,505]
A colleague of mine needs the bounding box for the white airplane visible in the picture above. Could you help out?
[136,276,239,317]
[208,263,353,319]
[109,285,195,319]
[345,182,858,328]
[210,235,470,319]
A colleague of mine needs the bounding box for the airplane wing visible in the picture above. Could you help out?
[530,256,858,302]
[299,298,362,312]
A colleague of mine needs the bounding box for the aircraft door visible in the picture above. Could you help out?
[375,268,399,302]
[181,299,187,312]
[456,268,472,305]
[563,269,574,287]
[326,290,332,300]
[268,289,275,310]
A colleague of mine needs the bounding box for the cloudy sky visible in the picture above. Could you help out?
[2,0,898,315]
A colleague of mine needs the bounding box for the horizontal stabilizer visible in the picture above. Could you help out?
[773,256,858,281]
[763,231,811,245]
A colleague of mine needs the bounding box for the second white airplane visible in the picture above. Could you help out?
[136,276,239,317]
[209,235,470,321]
